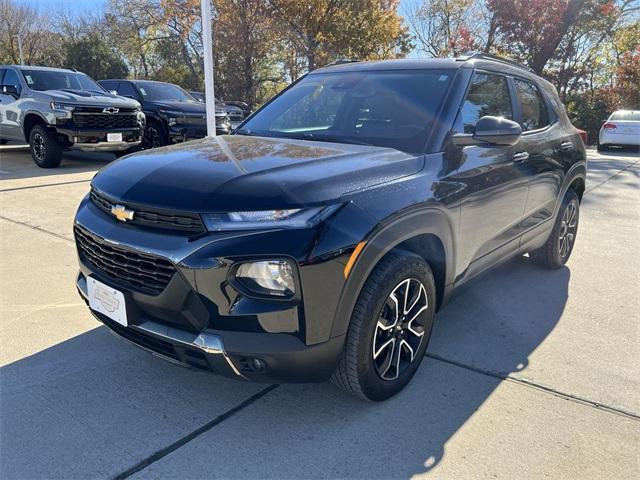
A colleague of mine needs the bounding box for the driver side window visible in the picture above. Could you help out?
[459,73,512,133]
[2,69,22,96]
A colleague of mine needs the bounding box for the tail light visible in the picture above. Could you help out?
[603,122,617,129]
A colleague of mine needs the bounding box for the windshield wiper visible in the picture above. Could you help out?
[234,128,259,137]
[294,132,373,147]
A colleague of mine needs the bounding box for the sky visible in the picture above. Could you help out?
[16,0,416,20]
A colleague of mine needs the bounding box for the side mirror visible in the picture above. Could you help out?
[109,90,118,95]
[1,85,19,98]
[452,116,522,147]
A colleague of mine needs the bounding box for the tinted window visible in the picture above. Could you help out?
[460,73,513,133]
[20,69,103,93]
[135,81,195,102]
[99,80,118,91]
[2,69,22,95]
[514,79,549,131]
[610,111,640,121]
[240,69,454,153]
[117,82,139,99]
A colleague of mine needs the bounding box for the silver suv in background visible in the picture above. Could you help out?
[0,65,145,168]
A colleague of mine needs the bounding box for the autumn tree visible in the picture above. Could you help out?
[404,0,484,57]
[213,0,280,107]
[268,0,410,71]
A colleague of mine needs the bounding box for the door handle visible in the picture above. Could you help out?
[560,141,574,151]
[513,151,529,163]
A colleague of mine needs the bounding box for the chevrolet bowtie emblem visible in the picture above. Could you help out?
[111,204,134,222]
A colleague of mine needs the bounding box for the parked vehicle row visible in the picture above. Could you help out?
[0,65,249,168]
[99,79,232,149]
[188,91,246,128]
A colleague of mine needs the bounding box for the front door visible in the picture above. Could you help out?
[0,68,24,141]
[449,71,530,281]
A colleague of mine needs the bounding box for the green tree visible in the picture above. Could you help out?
[64,33,129,80]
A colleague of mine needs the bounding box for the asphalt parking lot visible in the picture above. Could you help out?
[1,144,638,479]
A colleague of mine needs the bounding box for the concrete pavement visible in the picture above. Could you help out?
[1,145,638,479]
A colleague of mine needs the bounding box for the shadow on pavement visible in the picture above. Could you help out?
[0,147,115,181]
[0,256,569,478]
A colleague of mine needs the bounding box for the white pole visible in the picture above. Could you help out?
[15,35,24,65]
[201,0,217,137]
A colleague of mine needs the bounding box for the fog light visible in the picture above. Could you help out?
[235,260,295,297]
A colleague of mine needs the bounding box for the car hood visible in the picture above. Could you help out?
[91,135,423,212]
[46,89,139,108]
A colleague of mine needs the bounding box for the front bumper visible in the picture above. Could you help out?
[76,270,345,382]
[57,126,143,152]
[73,194,352,383]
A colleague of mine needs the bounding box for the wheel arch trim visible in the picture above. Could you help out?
[330,206,456,339]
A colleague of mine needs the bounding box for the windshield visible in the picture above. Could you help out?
[136,82,196,102]
[610,111,640,121]
[20,69,104,93]
[238,69,454,153]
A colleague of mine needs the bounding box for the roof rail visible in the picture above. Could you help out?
[324,58,360,67]
[456,52,535,73]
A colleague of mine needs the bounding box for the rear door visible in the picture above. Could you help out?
[511,78,566,231]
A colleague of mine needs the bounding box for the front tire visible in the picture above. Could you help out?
[29,124,62,168]
[529,190,580,269]
[142,121,168,150]
[332,253,436,401]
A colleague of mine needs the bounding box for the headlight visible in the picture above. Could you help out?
[50,102,75,112]
[235,260,295,297]
[202,206,336,231]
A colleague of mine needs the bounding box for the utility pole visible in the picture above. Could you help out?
[14,35,24,65]
[200,0,217,137]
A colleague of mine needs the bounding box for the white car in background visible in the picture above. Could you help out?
[598,110,640,151]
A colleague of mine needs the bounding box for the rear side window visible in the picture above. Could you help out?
[100,80,118,91]
[610,111,640,121]
[460,73,513,133]
[514,79,549,131]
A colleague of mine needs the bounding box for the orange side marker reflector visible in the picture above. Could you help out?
[344,241,367,279]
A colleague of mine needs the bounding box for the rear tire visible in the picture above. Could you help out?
[29,124,62,168]
[529,190,580,269]
[332,253,436,401]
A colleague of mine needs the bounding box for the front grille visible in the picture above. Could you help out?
[73,113,138,129]
[90,189,206,234]
[74,225,176,295]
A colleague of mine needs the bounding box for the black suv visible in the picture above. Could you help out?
[0,65,145,167]
[98,79,231,149]
[75,54,586,401]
